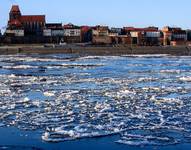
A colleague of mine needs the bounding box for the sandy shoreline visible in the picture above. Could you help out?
[0,45,191,55]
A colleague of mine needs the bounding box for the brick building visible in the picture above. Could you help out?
[162,27,187,46]
[6,5,45,37]
[81,26,92,43]
[92,26,111,44]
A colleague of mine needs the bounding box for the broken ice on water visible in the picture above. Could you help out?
[0,54,191,146]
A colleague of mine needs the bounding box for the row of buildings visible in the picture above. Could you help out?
[1,5,191,46]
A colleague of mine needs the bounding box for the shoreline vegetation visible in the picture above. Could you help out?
[0,44,191,56]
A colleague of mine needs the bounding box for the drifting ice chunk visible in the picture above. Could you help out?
[44,91,55,97]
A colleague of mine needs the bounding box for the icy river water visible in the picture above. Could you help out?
[0,54,191,150]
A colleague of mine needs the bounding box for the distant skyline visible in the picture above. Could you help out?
[1,0,191,31]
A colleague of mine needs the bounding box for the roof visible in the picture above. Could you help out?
[81,26,91,31]
[124,27,159,32]
[162,26,182,32]
[95,25,109,30]
[10,5,20,12]
[91,25,109,31]
[8,19,22,27]
[45,23,63,29]
[173,30,186,34]
[63,23,80,29]
[20,15,45,22]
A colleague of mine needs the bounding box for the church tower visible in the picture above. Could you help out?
[9,5,21,20]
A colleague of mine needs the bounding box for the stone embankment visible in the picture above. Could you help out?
[0,45,191,56]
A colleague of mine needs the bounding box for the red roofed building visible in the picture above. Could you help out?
[7,5,46,36]
[81,26,92,42]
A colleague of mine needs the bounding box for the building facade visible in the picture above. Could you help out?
[43,23,64,43]
[110,28,123,36]
[6,5,45,37]
[81,26,92,43]
[92,26,111,44]
[124,27,161,46]
[162,27,187,46]
[92,26,109,36]
[63,23,81,43]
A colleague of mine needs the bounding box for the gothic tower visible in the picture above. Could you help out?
[9,5,21,20]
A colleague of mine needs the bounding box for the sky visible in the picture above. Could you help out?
[1,0,191,31]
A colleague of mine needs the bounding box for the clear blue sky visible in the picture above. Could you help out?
[1,0,191,30]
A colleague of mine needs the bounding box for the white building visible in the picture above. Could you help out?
[110,28,122,35]
[43,29,64,37]
[43,29,51,36]
[145,31,161,38]
[5,29,24,36]
[64,28,81,37]
[52,30,64,37]
[63,23,81,43]
[43,23,64,37]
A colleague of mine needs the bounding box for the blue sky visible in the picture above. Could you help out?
[1,0,191,30]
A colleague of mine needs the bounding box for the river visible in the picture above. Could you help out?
[0,54,191,150]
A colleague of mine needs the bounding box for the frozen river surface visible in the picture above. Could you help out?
[0,54,191,149]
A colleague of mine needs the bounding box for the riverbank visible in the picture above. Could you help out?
[0,44,191,55]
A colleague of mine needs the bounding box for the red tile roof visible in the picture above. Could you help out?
[20,15,45,23]
[81,26,91,31]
